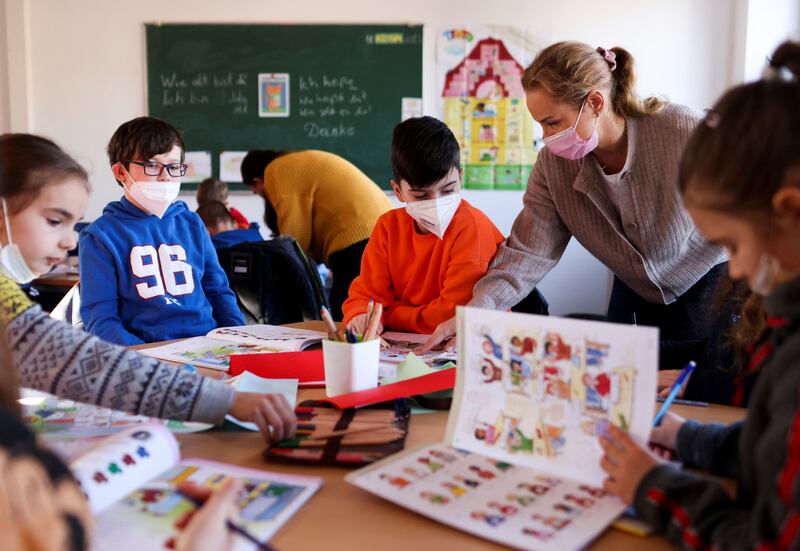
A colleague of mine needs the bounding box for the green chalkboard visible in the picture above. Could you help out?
[146,24,423,190]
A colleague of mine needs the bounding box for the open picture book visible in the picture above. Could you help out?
[72,423,322,550]
[139,325,327,370]
[20,373,299,459]
[347,306,658,550]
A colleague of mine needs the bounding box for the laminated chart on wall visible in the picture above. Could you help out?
[437,27,543,190]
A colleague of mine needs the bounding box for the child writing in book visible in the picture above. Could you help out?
[196,177,250,229]
[0,325,247,551]
[342,116,504,335]
[599,41,800,548]
[79,117,244,345]
[0,133,296,444]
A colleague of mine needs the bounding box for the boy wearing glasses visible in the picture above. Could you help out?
[79,116,244,345]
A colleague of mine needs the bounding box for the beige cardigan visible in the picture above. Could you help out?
[471,103,726,309]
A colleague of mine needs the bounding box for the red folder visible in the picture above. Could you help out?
[319,368,455,409]
[229,350,326,387]
[228,350,456,408]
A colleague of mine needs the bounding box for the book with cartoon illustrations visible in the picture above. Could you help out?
[70,423,322,550]
[347,307,657,550]
[139,324,327,370]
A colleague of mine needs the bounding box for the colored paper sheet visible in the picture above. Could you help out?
[230,350,326,387]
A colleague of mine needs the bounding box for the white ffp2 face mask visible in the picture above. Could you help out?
[404,193,461,239]
[119,165,180,219]
[0,199,37,284]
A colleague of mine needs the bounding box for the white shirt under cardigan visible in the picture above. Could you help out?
[470,103,727,309]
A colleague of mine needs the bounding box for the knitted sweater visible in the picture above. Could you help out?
[263,150,393,264]
[633,276,800,548]
[0,275,234,423]
[342,201,504,333]
[470,103,727,309]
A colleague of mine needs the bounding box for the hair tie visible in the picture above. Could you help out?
[596,47,617,72]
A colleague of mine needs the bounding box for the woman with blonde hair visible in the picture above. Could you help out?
[421,41,727,366]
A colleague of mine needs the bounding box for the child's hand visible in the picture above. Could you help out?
[176,479,241,551]
[415,316,457,354]
[599,424,663,504]
[347,313,382,337]
[228,392,297,444]
[657,369,690,397]
[650,411,686,451]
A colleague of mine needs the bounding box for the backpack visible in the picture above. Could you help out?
[215,237,329,325]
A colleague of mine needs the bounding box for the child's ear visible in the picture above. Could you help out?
[111,162,126,185]
[390,180,405,203]
[773,183,800,227]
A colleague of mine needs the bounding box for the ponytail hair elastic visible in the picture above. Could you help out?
[596,47,617,72]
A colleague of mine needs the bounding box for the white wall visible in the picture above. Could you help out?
[0,1,8,131]
[742,0,800,81]
[1,0,745,315]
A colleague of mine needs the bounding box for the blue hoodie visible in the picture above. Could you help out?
[211,224,264,249]
[79,198,244,345]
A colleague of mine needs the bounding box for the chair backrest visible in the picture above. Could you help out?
[49,282,83,328]
[215,237,329,325]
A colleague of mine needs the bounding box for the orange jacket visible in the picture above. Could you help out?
[342,200,504,334]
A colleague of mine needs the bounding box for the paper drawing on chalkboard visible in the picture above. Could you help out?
[219,151,247,182]
[259,73,290,118]
[182,151,212,183]
[401,97,422,121]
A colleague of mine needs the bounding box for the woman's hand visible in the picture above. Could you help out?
[415,316,457,354]
[657,369,690,398]
[599,424,663,504]
[228,392,297,445]
[176,479,241,551]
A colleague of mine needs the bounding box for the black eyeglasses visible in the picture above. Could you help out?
[126,160,188,177]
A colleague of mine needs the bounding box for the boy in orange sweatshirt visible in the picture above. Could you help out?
[342,116,504,335]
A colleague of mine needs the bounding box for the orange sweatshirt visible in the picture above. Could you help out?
[342,200,504,334]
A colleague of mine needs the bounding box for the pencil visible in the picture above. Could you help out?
[653,361,696,427]
[364,302,383,341]
[320,306,344,341]
[304,426,403,441]
[366,297,374,333]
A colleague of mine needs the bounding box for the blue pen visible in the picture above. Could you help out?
[182,364,198,374]
[653,361,696,427]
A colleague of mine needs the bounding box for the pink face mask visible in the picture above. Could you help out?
[542,97,599,160]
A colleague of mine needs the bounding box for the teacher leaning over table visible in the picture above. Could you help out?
[418,41,727,361]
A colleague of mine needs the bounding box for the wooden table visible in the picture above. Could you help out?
[138,323,746,550]
[32,271,79,289]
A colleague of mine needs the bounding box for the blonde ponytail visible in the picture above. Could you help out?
[521,41,664,118]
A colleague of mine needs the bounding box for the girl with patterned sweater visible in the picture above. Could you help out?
[0,133,295,444]
[600,41,800,549]
[0,324,245,551]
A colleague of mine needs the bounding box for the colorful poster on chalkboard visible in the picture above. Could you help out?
[182,151,212,183]
[437,27,544,191]
[259,73,290,118]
